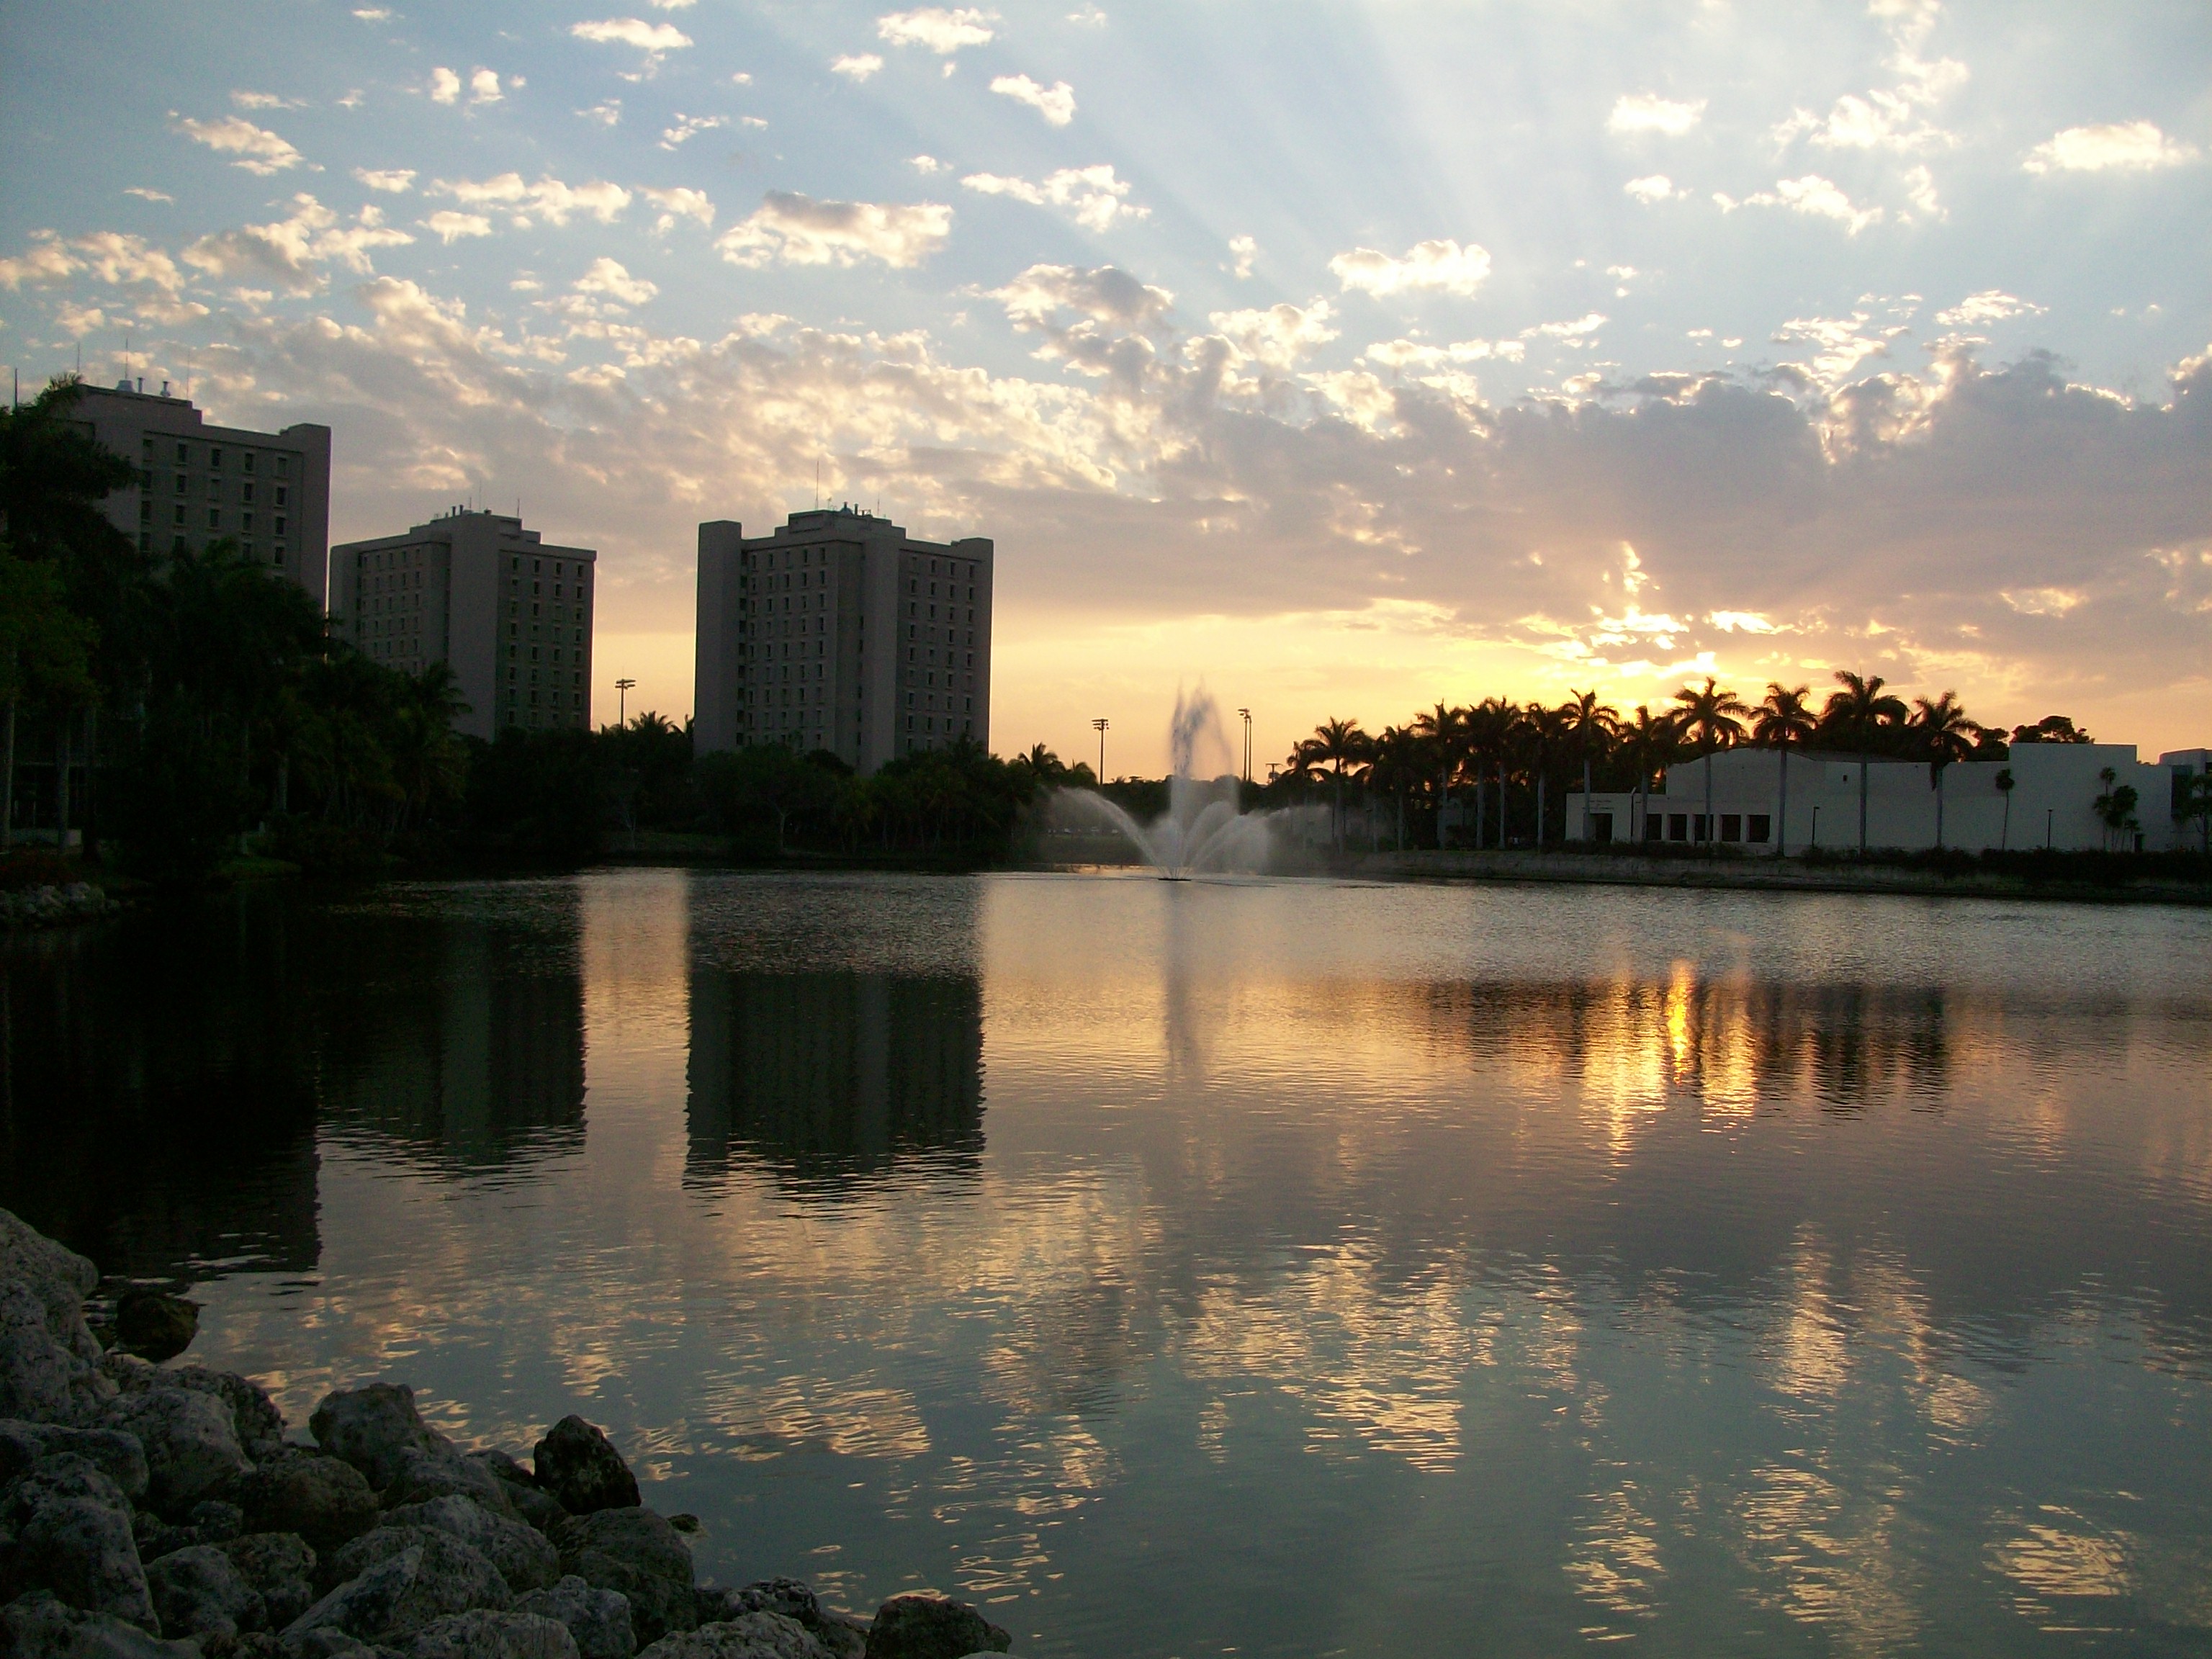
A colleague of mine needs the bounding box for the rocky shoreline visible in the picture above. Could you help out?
[0,1210,1025,1659]
[0,884,114,928]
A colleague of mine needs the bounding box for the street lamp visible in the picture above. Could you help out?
[1092,717,1110,782]
[615,678,636,728]
[1237,707,1252,783]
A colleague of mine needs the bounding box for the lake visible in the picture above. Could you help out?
[7,870,2211,1657]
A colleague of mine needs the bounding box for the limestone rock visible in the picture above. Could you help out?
[322,1527,510,1609]
[235,1450,380,1555]
[282,1532,513,1647]
[468,1455,567,1537]
[0,1280,108,1427]
[381,1449,520,1524]
[0,1421,150,1504]
[102,1362,287,1466]
[99,1388,249,1518]
[860,1595,1009,1659]
[637,1615,827,1659]
[1,1455,156,1633]
[529,1422,636,1519]
[309,1386,451,1493]
[694,1584,859,1659]
[143,1542,266,1641]
[0,1210,103,1366]
[384,1496,559,1595]
[289,1630,381,1659]
[401,1609,581,1659]
[112,1297,198,1366]
[516,1575,634,1659]
[220,1532,320,1629]
[0,1588,201,1659]
[553,1510,693,1647]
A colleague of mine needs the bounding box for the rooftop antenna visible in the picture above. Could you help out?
[814,458,820,509]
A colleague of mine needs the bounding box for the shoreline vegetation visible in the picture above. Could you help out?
[0,1206,1028,1659]
[2,376,2206,909]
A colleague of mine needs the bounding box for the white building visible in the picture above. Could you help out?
[71,379,332,606]
[693,508,993,772]
[331,511,595,740]
[1571,742,2204,854]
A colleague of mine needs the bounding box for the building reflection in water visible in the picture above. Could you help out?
[684,969,985,1192]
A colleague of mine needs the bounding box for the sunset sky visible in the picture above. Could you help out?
[2,1,2206,772]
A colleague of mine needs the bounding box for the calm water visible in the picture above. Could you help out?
[7,871,2211,1657]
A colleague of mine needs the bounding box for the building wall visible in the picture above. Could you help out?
[71,382,333,607]
[1570,742,2200,853]
[691,507,994,771]
[333,511,595,740]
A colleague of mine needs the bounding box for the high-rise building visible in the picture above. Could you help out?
[331,510,595,739]
[693,507,993,771]
[70,379,333,606]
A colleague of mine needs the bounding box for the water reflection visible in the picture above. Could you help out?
[685,971,985,1191]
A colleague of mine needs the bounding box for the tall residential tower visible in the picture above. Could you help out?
[694,508,992,772]
[331,510,595,739]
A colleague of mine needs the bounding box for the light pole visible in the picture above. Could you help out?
[1237,707,1252,784]
[615,678,635,728]
[1092,717,1110,782]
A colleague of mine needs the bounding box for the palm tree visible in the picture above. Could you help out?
[1617,705,1678,844]
[1412,702,1467,847]
[1462,698,1519,848]
[1372,724,1424,850]
[1298,716,1371,849]
[1753,683,1817,858]
[1522,701,1574,848]
[1995,767,2015,850]
[1560,688,1619,840]
[1672,677,1749,847]
[1822,670,1908,853]
[1910,691,1978,850]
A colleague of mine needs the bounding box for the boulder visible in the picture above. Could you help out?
[235,1450,380,1555]
[0,1588,202,1659]
[102,1362,287,1465]
[290,1631,380,1659]
[0,1210,104,1366]
[143,1543,266,1641]
[554,1510,693,1647]
[99,1388,249,1518]
[1,1454,156,1633]
[309,1386,452,1493]
[112,1296,199,1366]
[0,1421,150,1504]
[860,1595,1010,1659]
[694,1585,859,1659]
[220,1532,320,1629]
[469,1455,567,1537]
[130,1510,201,1563]
[187,1499,246,1542]
[516,1576,634,1659]
[529,1421,637,1518]
[282,1533,513,1647]
[402,1609,581,1659]
[637,1616,828,1659]
[384,1496,559,1595]
[0,1279,108,1427]
[381,1448,521,1524]
[322,1527,510,1606]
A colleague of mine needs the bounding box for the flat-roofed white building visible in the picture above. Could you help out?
[1571,742,2202,853]
[70,379,333,606]
[693,507,992,772]
[331,510,595,740]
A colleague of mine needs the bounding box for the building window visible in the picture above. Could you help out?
[1692,814,1710,842]
[242,482,255,503]
[175,442,189,464]
[1668,814,1688,842]
[209,449,222,469]
[275,486,287,506]
[173,504,186,526]
[1720,814,1742,842]
[243,452,256,474]
[274,516,287,536]
[174,475,186,495]
[274,456,288,477]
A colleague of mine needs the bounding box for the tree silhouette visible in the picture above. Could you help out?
[1672,677,1748,846]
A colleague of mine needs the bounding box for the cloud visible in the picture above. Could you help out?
[991,74,1076,126]
[659,112,726,148]
[910,155,945,174]
[1362,336,1524,369]
[351,6,390,19]
[428,174,633,227]
[232,91,306,111]
[174,114,304,174]
[354,167,417,193]
[1606,94,1704,136]
[1524,312,1606,341]
[469,69,503,104]
[1623,175,1678,204]
[1068,4,1106,22]
[421,210,493,243]
[184,194,413,293]
[429,68,462,104]
[715,191,951,268]
[1902,163,1942,219]
[992,261,1171,326]
[1933,290,2045,329]
[877,8,996,53]
[575,257,657,305]
[961,165,1143,231]
[643,186,715,232]
[124,187,174,203]
[1228,234,1257,279]
[1208,299,1339,369]
[1329,238,1491,299]
[831,54,884,81]
[570,18,693,53]
[1769,306,1913,392]
[580,101,622,127]
[1715,176,1883,235]
[2023,121,2199,174]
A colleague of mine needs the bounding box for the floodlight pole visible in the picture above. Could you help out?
[1092,717,1109,781]
[615,677,636,728]
[1237,707,1252,783]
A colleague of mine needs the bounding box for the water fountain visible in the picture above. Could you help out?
[1049,687,1321,876]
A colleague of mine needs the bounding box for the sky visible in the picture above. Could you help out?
[1,0,2208,773]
